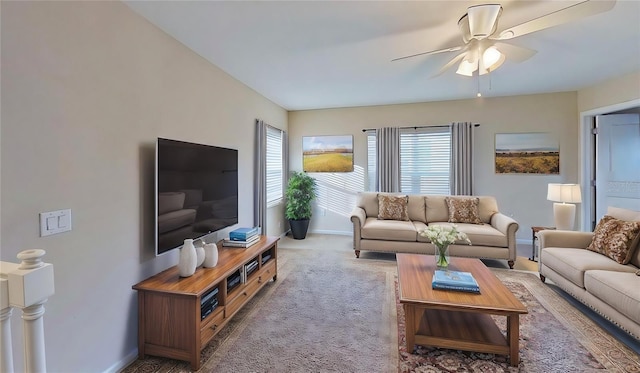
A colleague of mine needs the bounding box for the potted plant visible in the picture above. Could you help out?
[285,171,317,239]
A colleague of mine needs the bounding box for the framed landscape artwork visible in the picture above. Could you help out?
[302,135,354,172]
[495,132,559,174]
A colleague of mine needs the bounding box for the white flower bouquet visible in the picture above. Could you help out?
[419,225,471,267]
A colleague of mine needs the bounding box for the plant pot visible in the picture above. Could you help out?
[289,219,310,240]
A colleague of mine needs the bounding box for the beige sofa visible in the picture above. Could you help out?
[350,192,519,268]
[538,207,640,340]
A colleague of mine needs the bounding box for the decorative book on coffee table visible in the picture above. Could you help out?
[432,270,480,293]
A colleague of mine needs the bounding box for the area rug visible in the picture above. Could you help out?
[397,268,640,373]
[121,247,398,372]
[122,245,639,373]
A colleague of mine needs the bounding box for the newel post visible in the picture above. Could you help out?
[7,249,55,372]
[1,276,14,372]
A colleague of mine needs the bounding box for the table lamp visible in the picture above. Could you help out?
[547,183,582,230]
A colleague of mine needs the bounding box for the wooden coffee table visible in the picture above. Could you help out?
[396,254,527,366]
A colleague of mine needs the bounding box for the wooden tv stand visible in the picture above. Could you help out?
[132,236,278,370]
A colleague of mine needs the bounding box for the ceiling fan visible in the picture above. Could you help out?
[392,0,616,77]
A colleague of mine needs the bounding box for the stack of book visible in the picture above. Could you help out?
[432,270,480,293]
[222,227,260,248]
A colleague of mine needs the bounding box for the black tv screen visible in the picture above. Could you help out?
[155,138,238,255]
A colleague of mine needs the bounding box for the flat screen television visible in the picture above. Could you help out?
[155,138,238,256]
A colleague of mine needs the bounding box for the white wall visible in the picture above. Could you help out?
[578,71,640,113]
[576,70,640,230]
[0,2,286,372]
[288,92,580,241]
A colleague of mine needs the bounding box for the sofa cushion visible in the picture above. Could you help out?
[425,195,449,223]
[445,197,482,224]
[158,208,196,234]
[607,206,640,222]
[361,217,417,242]
[584,270,640,325]
[429,222,507,247]
[587,215,640,264]
[407,195,427,223]
[541,247,638,288]
[179,189,203,209]
[158,192,186,215]
[378,194,409,220]
[426,195,497,223]
[357,192,380,218]
[477,196,499,223]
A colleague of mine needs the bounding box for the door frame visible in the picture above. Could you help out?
[579,98,640,231]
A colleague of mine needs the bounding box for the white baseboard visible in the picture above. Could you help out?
[103,349,138,373]
[308,229,352,236]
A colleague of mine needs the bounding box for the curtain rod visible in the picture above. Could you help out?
[361,123,480,132]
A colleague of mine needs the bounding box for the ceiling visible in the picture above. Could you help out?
[124,1,640,111]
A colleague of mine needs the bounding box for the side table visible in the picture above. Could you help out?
[530,226,555,261]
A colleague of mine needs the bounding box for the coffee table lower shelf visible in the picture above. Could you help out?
[405,307,520,366]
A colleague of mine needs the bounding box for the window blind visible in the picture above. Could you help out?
[400,128,450,195]
[266,126,284,206]
[366,127,451,195]
[367,132,377,191]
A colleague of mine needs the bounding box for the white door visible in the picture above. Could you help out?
[595,113,640,225]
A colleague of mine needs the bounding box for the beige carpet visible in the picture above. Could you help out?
[122,234,639,372]
[279,233,540,272]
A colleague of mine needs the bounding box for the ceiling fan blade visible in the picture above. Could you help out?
[496,0,616,40]
[493,42,537,63]
[391,45,463,62]
[431,52,468,77]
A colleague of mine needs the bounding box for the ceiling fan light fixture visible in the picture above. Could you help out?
[479,46,505,75]
[456,59,477,76]
[483,46,502,66]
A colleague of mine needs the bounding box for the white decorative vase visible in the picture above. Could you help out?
[178,239,197,277]
[203,243,219,268]
[195,243,205,267]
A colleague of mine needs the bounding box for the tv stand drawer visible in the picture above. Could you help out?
[200,309,225,346]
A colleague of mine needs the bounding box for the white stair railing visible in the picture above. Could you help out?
[0,249,55,373]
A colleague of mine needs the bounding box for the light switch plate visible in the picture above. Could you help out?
[40,209,72,237]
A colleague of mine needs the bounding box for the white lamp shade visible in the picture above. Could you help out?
[479,46,505,75]
[547,183,582,203]
[456,58,478,76]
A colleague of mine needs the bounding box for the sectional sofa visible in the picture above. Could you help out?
[538,207,640,340]
[350,192,519,268]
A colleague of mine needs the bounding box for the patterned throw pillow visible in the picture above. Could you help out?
[444,197,482,224]
[587,215,640,264]
[377,194,409,221]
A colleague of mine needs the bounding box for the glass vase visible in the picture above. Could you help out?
[435,244,450,269]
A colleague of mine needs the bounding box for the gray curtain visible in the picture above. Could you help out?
[254,119,267,234]
[376,127,400,193]
[450,122,474,195]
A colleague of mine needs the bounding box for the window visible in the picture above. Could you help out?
[266,126,284,207]
[367,127,451,195]
[367,132,377,192]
